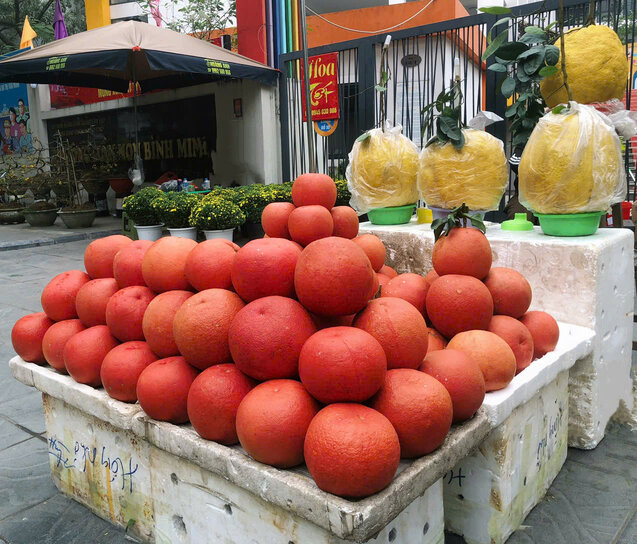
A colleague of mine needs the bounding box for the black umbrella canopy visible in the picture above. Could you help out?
[0,20,278,93]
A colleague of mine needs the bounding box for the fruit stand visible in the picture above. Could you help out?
[10,315,592,544]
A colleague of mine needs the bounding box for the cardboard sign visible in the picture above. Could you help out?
[302,52,339,122]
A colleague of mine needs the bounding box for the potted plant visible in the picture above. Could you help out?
[24,201,58,227]
[189,196,246,241]
[153,192,200,239]
[122,187,165,241]
[0,201,25,224]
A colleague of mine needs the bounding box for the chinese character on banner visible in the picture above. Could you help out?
[301,53,340,123]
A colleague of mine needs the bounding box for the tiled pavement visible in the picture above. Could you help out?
[0,240,636,543]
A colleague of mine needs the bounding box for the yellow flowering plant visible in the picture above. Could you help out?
[153,192,200,228]
[189,197,246,230]
[122,187,165,226]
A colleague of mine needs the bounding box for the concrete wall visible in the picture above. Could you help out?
[25,79,281,187]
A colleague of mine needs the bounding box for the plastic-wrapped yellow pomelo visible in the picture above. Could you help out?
[417,129,507,211]
[519,102,625,214]
[540,25,628,109]
[346,125,419,213]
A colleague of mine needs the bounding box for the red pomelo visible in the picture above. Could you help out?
[100,341,158,402]
[309,313,356,329]
[371,369,453,458]
[484,267,533,318]
[304,404,400,498]
[261,202,295,239]
[381,273,428,315]
[299,326,386,403]
[142,290,193,358]
[330,206,359,239]
[11,312,54,364]
[236,380,320,468]
[42,319,85,372]
[380,265,397,278]
[295,237,375,316]
[432,228,492,279]
[142,237,197,292]
[426,274,493,338]
[187,364,256,444]
[184,239,237,291]
[63,325,119,387]
[75,278,119,327]
[228,296,316,381]
[291,173,337,209]
[84,235,132,279]
[136,356,199,423]
[113,240,153,288]
[41,270,90,321]
[352,234,386,272]
[427,328,448,354]
[173,289,245,369]
[519,311,560,360]
[488,315,534,373]
[105,286,155,342]
[288,205,334,247]
[420,349,485,422]
[231,238,301,302]
[353,297,428,370]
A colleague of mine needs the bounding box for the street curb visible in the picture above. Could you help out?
[0,229,122,252]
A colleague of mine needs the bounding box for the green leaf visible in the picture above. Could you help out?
[468,215,487,233]
[482,30,508,61]
[479,6,512,14]
[488,63,507,72]
[524,25,545,35]
[505,103,519,117]
[523,50,546,74]
[125,519,136,532]
[517,69,531,83]
[517,46,543,60]
[501,76,516,98]
[488,17,512,42]
[520,32,547,44]
[545,45,560,66]
[451,130,466,150]
[375,85,387,92]
[439,116,462,141]
[539,65,559,77]
[552,104,568,114]
[356,132,371,143]
[495,41,529,60]
[546,21,559,31]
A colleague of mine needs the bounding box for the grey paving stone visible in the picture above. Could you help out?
[0,417,33,453]
[617,508,637,544]
[0,492,127,544]
[0,437,57,521]
[0,282,43,314]
[0,393,45,435]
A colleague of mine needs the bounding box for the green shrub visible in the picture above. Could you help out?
[335,179,352,207]
[189,197,246,230]
[122,187,164,226]
[152,192,200,228]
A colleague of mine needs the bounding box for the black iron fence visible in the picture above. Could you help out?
[279,0,637,203]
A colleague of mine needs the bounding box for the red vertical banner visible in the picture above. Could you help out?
[301,52,339,122]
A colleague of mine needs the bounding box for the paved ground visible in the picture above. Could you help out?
[0,216,121,251]
[0,240,636,543]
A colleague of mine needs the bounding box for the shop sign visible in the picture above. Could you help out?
[302,52,339,122]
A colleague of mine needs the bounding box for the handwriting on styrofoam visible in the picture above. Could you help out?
[536,407,564,468]
[48,435,138,493]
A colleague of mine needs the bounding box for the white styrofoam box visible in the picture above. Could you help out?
[11,356,490,543]
[481,322,594,426]
[360,220,635,448]
[444,370,569,544]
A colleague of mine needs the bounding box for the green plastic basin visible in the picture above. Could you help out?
[367,204,416,225]
[535,212,603,237]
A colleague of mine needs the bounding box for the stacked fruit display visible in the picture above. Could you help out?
[11,174,560,500]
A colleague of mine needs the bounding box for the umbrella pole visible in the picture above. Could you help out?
[299,0,316,173]
[132,64,139,157]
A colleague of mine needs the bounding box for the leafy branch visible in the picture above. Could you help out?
[422,84,465,149]
[431,203,486,241]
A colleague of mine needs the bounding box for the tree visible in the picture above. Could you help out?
[137,0,236,36]
[0,0,86,55]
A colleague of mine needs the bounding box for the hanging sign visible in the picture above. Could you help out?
[301,52,340,122]
[314,119,338,137]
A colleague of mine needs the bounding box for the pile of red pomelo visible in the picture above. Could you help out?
[11,173,560,500]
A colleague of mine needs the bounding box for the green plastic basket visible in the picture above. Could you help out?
[367,204,416,225]
[534,212,603,237]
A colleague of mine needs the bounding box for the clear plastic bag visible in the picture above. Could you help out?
[346,123,419,214]
[417,128,508,211]
[519,102,626,214]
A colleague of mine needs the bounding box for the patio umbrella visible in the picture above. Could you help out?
[0,20,278,93]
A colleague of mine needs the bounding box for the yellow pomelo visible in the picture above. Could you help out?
[417,129,507,211]
[519,103,624,214]
[347,126,419,213]
[540,25,628,108]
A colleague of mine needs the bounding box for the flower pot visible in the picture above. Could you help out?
[204,228,235,241]
[367,203,416,225]
[240,222,264,240]
[24,208,58,227]
[168,227,197,240]
[0,208,25,224]
[534,212,603,237]
[109,177,134,195]
[135,224,164,241]
[57,209,97,229]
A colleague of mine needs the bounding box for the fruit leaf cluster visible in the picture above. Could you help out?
[122,187,164,226]
[431,203,486,241]
[189,197,246,231]
[422,85,465,150]
[481,6,560,147]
